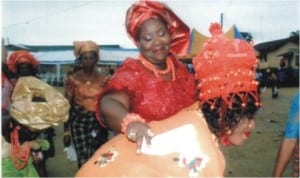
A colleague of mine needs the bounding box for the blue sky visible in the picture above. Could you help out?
[2,0,299,48]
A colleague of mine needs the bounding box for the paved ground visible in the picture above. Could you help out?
[46,87,298,177]
[46,124,78,177]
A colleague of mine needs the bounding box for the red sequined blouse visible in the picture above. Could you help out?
[103,55,197,122]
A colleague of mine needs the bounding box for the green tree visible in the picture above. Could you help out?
[240,32,253,42]
[290,30,299,37]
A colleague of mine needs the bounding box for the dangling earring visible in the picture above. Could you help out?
[220,135,231,146]
[220,129,232,146]
[226,129,232,135]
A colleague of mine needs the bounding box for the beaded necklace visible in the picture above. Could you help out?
[139,55,176,81]
[10,126,31,170]
[81,70,97,85]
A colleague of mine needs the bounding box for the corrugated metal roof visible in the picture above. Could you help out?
[6,44,139,63]
[254,35,299,52]
[5,44,121,51]
[32,49,139,62]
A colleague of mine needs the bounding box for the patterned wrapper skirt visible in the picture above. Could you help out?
[69,104,108,168]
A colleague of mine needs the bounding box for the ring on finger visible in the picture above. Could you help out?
[147,129,154,137]
[127,130,137,141]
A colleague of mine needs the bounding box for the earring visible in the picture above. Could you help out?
[248,120,255,128]
[220,135,231,146]
[226,129,232,135]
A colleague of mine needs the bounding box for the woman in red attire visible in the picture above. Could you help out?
[77,2,207,177]
[97,0,197,153]
[76,4,261,176]
[76,22,261,178]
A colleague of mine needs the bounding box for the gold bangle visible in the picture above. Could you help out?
[63,131,70,136]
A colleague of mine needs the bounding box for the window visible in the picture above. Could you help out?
[261,53,267,62]
[295,54,299,67]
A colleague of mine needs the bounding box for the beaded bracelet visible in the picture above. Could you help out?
[121,113,146,133]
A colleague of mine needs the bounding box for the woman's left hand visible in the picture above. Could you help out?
[31,140,41,150]
[126,121,154,154]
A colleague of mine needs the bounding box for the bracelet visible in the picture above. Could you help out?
[63,131,70,136]
[121,113,146,133]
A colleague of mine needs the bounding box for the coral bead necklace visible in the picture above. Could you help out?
[139,55,176,81]
[10,126,31,170]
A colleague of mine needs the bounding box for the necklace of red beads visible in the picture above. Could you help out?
[139,55,176,80]
[10,125,31,170]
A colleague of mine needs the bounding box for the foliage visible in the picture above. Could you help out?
[290,30,299,37]
[240,32,253,42]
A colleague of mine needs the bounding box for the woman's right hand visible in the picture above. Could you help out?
[126,121,154,154]
[63,134,71,147]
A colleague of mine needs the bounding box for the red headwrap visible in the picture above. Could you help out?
[125,0,190,57]
[193,23,261,109]
[7,50,39,73]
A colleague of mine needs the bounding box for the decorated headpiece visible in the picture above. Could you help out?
[73,40,99,58]
[7,50,39,73]
[125,0,190,56]
[193,23,261,109]
[9,76,70,131]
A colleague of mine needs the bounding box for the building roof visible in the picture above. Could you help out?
[5,44,121,51]
[5,44,139,64]
[254,35,299,52]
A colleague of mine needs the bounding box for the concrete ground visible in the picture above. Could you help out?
[46,124,78,177]
[46,87,298,177]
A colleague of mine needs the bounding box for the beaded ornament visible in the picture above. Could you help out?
[10,126,31,170]
[193,23,261,110]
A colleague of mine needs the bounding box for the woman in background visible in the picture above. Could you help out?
[1,42,14,119]
[63,40,109,168]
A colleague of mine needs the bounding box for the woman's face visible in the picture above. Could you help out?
[137,18,171,65]
[17,62,34,76]
[228,118,256,146]
[80,51,98,71]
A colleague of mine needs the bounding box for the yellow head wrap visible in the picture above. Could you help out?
[73,40,99,58]
[9,76,70,131]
